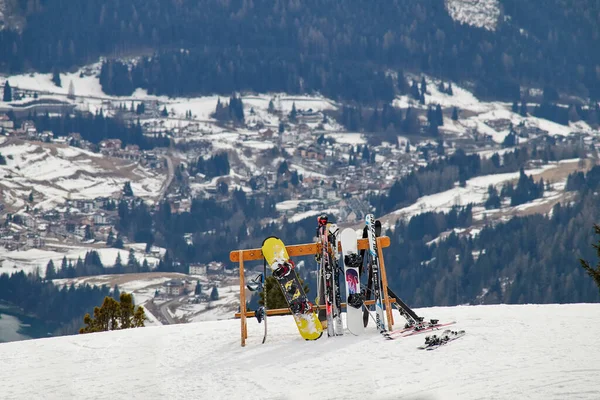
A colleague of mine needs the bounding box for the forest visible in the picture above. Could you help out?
[0,0,598,103]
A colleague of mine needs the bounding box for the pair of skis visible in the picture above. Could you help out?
[316,216,343,336]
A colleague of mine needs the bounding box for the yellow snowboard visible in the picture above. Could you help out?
[262,237,323,340]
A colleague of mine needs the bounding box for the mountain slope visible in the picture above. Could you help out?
[1,304,599,399]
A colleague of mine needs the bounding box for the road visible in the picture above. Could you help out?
[159,155,174,200]
[158,296,181,325]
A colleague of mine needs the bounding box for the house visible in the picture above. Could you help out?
[75,225,87,238]
[21,120,36,135]
[207,261,225,274]
[93,213,109,225]
[162,279,186,296]
[0,114,14,129]
[189,264,207,275]
[26,233,44,248]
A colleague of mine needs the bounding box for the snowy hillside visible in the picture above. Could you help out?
[1,303,598,399]
[445,0,501,31]
[0,139,164,212]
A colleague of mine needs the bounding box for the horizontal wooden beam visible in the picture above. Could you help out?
[234,298,396,318]
[230,236,390,262]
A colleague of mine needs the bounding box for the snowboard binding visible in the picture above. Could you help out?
[272,259,294,279]
[290,299,313,314]
[344,253,363,269]
[347,293,364,309]
[255,306,265,323]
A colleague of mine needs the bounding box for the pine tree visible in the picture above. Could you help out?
[512,101,519,113]
[195,280,202,295]
[452,107,459,121]
[28,191,34,203]
[123,181,134,197]
[106,229,115,246]
[289,102,297,122]
[420,77,427,95]
[45,260,56,280]
[112,284,121,301]
[161,106,168,117]
[579,224,600,294]
[114,252,123,272]
[3,81,12,102]
[127,248,139,270]
[68,80,75,100]
[52,69,62,87]
[210,286,219,301]
[435,104,444,126]
[520,101,528,117]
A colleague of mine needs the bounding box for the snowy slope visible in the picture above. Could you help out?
[445,0,501,31]
[1,303,599,399]
[0,140,164,211]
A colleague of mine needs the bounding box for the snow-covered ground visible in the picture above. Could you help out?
[0,140,164,211]
[1,303,598,399]
[445,0,501,31]
[0,244,164,277]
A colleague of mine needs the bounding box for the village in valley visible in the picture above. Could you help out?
[0,65,597,324]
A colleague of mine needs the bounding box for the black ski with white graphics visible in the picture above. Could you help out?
[317,215,335,336]
[361,225,373,328]
[418,330,466,350]
[328,223,344,335]
[365,214,386,333]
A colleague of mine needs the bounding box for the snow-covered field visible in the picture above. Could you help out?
[1,303,598,399]
[0,244,164,277]
[445,0,501,31]
[0,140,164,211]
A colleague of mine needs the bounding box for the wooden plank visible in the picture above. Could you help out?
[377,237,394,330]
[238,251,247,347]
[234,298,397,318]
[230,236,390,262]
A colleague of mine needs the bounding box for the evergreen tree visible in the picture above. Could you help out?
[580,224,600,294]
[123,181,134,197]
[485,185,501,209]
[278,122,284,134]
[106,229,115,246]
[268,99,275,113]
[195,280,202,295]
[520,101,528,117]
[210,286,219,301]
[45,260,56,280]
[114,252,123,272]
[452,107,459,121]
[52,69,61,87]
[113,234,124,249]
[80,292,146,333]
[112,284,121,301]
[28,191,34,203]
[68,80,75,100]
[127,248,139,271]
[289,102,297,122]
[3,81,11,102]
[420,77,427,95]
[161,106,168,117]
[435,104,444,126]
[512,101,519,113]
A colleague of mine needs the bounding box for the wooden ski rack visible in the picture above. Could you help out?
[230,236,394,347]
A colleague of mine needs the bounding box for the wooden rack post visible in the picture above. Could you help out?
[231,236,392,347]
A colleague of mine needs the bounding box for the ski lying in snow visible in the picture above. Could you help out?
[262,236,323,341]
[389,320,457,338]
[418,329,466,350]
[341,227,364,336]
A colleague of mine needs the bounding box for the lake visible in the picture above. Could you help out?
[0,304,54,343]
